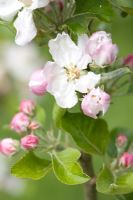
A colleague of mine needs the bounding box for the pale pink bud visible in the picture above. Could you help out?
[119,152,133,168]
[81,87,110,119]
[116,134,128,147]
[123,54,133,68]
[29,69,48,96]
[19,99,35,115]
[0,138,19,156]
[21,134,39,149]
[10,112,30,133]
[28,121,40,130]
[86,31,118,66]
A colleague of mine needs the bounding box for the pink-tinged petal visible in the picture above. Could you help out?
[29,69,48,96]
[21,134,39,149]
[19,99,35,115]
[119,152,133,168]
[93,42,118,66]
[10,112,30,133]
[116,134,128,147]
[0,138,19,156]
[81,87,110,119]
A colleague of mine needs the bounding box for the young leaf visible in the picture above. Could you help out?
[61,112,110,155]
[96,166,133,194]
[11,152,51,180]
[65,12,97,34]
[51,148,90,185]
[96,166,114,194]
[75,0,114,22]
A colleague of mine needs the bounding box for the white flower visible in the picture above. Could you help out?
[46,32,101,108]
[0,0,49,45]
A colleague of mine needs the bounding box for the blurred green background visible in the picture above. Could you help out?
[0,3,133,200]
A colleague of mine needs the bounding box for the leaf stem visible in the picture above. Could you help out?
[80,152,97,200]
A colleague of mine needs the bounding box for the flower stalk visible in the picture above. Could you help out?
[80,152,97,200]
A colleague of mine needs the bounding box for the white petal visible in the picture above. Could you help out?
[75,72,101,93]
[30,0,49,10]
[78,34,89,53]
[14,8,37,46]
[54,82,78,108]
[0,0,23,21]
[77,54,92,70]
[48,32,82,67]
[45,62,78,108]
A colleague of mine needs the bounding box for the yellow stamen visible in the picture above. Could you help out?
[66,66,80,80]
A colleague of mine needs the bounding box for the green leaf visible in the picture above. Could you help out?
[11,152,51,180]
[96,166,133,194]
[75,0,114,22]
[36,105,46,125]
[52,148,90,185]
[53,103,66,128]
[96,166,114,194]
[61,112,110,155]
[65,13,95,34]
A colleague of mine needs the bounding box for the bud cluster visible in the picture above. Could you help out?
[114,134,133,169]
[0,99,40,156]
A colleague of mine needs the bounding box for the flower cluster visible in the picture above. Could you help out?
[29,31,116,118]
[0,99,40,156]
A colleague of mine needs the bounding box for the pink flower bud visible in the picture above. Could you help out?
[123,54,133,68]
[81,87,110,119]
[28,121,40,130]
[116,134,128,147]
[29,69,48,96]
[10,112,30,133]
[21,134,39,150]
[86,31,118,66]
[119,152,133,168]
[19,99,35,115]
[0,138,19,156]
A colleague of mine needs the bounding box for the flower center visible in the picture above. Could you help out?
[19,0,32,6]
[66,66,80,81]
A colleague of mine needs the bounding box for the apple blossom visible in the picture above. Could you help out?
[10,112,30,133]
[123,54,133,68]
[116,134,128,147]
[81,87,110,119]
[119,152,133,168]
[0,138,19,156]
[21,134,39,149]
[0,0,49,45]
[80,31,118,67]
[19,99,35,115]
[47,32,101,108]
